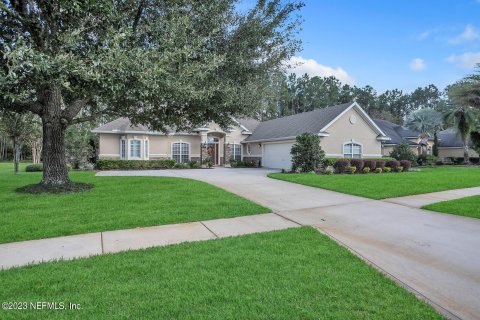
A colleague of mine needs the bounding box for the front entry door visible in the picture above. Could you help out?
[207,143,218,165]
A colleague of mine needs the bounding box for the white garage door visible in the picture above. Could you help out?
[263,142,294,170]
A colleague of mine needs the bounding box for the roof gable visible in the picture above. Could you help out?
[373,119,420,145]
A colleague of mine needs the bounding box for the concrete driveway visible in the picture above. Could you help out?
[98,168,480,320]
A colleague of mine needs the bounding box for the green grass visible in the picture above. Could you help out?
[269,167,480,199]
[0,163,269,244]
[0,227,441,320]
[423,195,480,219]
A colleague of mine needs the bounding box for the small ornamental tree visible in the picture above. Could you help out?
[389,142,417,163]
[290,133,325,172]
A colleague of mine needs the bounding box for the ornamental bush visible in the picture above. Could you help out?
[324,166,334,175]
[376,160,385,169]
[389,142,417,163]
[346,166,356,174]
[397,166,404,173]
[363,160,376,171]
[96,159,176,170]
[290,133,325,172]
[333,159,350,173]
[350,159,364,173]
[384,166,392,173]
[363,167,370,174]
[399,160,411,171]
[385,160,400,172]
[375,167,382,173]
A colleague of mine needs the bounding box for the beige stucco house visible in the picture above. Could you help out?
[93,101,477,170]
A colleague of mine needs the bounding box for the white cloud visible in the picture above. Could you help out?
[409,58,426,71]
[446,52,480,68]
[417,30,431,41]
[449,24,480,44]
[287,56,355,85]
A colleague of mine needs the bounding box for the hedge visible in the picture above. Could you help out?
[399,160,411,171]
[333,159,350,173]
[350,159,364,173]
[386,160,400,172]
[96,159,176,170]
[363,160,376,170]
[25,163,72,172]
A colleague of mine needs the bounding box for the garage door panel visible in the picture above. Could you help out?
[263,143,293,170]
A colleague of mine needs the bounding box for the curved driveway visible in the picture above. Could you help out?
[98,168,480,320]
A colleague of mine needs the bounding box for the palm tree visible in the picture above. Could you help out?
[450,66,480,110]
[443,104,476,164]
[405,108,443,164]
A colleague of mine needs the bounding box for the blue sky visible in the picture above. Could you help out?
[267,0,480,93]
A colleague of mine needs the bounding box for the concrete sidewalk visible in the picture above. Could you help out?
[0,213,299,270]
[384,186,480,208]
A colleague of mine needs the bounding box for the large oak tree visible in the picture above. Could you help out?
[1,0,303,186]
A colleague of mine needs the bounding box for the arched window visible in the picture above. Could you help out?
[343,143,362,158]
[172,142,190,163]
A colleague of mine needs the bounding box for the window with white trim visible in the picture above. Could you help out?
[172,142,189,163]
[130,140,141,158]
[232,144,242,161]
[144,140,149,159]
[247,143,251,155]
[120,140,126,159]
[343,143,362,158]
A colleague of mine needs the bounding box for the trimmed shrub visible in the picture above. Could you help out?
[96,159,176,170]
[79,163,95,171]
[363,160,376,171]
[26,163,43,172]
[397,166,404,173]
[386,160,400,172]
[324,166,334,175]
[202,157,214,168]
[399,160,411,171]
[389,142,417,163]
[362,167,370,174]
[375,160,385,169]
[333,159,350,174]
[229,159,238,168]
[322,157,339,166]
[26,163,72,172]
[174,163,189,169]
[346,166,356,174]
[384,166,392,173]
[350,159,364,173]
[188,161,200,169]
[375,167,382,173]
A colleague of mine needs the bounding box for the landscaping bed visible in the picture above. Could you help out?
[0,163,269,244]
[0,228,441,320]
[269,167,480,199]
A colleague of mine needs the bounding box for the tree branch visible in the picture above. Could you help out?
[62,98,89,121]
[132,0,145,33]
[8,100,43,115]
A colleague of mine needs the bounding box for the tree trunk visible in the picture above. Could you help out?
[31,138,42,164]
[40,86,70,186]
[12,136,20,174]
[463,140,470,165]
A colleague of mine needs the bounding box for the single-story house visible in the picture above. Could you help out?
[93,101,477,170]
[437,128,479,159]
[373,119,434,157]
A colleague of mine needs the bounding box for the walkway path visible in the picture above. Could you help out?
[1,168,480,319]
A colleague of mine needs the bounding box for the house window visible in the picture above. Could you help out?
[247,143,251,155]
[343,143,362,158]
[120,140,126,159]
[130,140,141,159]
[232,144,242,161]
[144,140,149,159]
[172,142,189,163]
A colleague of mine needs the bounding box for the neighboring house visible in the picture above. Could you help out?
[373,119,434,157]
[93,102,390,170]
[437,128,479,159]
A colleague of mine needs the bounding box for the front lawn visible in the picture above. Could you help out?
[0,163,269,244]
[269,167,480,199]
[0,227,441,320]
[423,195,480,219]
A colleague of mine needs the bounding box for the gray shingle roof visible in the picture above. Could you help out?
[438,128,472,147]
[237,118,260,132]
[92,118,152,133]
[243,103,354,142]
[373,119,420,146]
